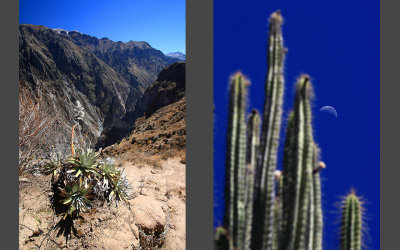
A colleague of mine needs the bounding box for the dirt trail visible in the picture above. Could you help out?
[19,157,186,249]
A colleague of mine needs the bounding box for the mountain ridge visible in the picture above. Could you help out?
[166,52,186,61]
[19,24,181,156]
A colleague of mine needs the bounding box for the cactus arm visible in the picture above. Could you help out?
[279,76,315,250]
[273,170,283,250]
[313,146,323,250]
[243,110,260,250]
[252,10,286,250]
[295,76,315,250]
[236,74,248,249]
[287,87,305,250]
[353,198,362,250]
[340,193,362,250]
[224,73,248,249]
[281,112,296,248]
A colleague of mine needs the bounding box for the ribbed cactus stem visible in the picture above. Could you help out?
[313,146,324,250]
[273,170,283,250]
[306,182,314,250]
[280,75,316,250]
[294,75,314,250]
[340,192,362,250]
[224,72,248,249]
[281,111,295,248]
[243,109,260,250]
[253,10,286,250]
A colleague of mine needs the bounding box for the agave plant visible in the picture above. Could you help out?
[59,177,93,218]
[67,147,100,178]
[109,169,131,204]
[91,158,119,201]
[98,157,119,189]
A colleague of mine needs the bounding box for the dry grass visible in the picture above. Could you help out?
[110,149,186,170]
[123,151,163,169]
[160,148,185,161]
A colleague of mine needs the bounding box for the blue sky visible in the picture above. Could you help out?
[214,0,379,249]
[19,0,185,54]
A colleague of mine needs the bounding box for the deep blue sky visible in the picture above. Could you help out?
[19,0,185,54]
[214,0,379,249]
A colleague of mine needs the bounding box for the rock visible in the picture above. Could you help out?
[129,195,166,234]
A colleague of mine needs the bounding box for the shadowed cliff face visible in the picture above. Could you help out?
[96,62,186,149]
[19,24,180,154]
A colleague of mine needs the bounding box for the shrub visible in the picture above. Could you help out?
[39,100,133,240]
[19,83,59,174]
[48,147,132,219]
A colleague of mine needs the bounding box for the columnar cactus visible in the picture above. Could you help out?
[280,75,316,250]
[252,10,286,250]
[224,72,248,249]
[340,192,363,250]
[216,9,366,250]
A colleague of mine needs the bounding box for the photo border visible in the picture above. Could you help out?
[186,0,214,248]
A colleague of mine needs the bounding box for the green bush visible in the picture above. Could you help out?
[43,146,132,221]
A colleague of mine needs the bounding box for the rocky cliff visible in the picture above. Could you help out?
[19,24,180,154]
[97,62,186,149]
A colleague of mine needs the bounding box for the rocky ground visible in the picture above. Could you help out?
[19,75,186,249]
[19,155,186,249]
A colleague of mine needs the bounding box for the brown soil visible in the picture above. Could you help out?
[19,156,186,249]
[103,98,185,156]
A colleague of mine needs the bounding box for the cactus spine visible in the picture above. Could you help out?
[340,192,362,250]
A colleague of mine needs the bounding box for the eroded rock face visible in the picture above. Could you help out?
[97,62,186,148]
[19,24,179,155]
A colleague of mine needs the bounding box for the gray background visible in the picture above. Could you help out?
[186,0,214,249]
[381,0,399,249]
[1,0,19,247]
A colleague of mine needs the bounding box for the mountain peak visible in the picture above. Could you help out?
[166,52,186,61]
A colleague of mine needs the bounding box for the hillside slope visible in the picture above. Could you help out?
[19,24,179,155]
[97,62,186,148]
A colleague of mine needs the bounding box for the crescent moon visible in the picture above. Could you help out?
[319,106,338,118]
